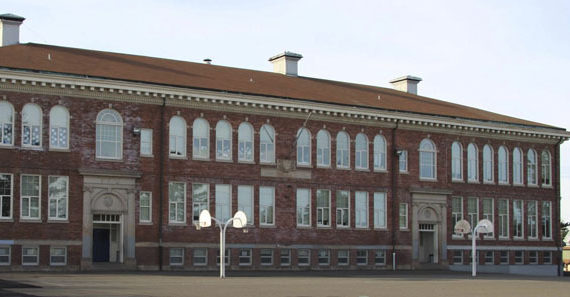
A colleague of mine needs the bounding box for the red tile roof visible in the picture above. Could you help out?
[0,43,558,129]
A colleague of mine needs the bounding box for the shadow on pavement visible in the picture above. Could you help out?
[0,279,40,297]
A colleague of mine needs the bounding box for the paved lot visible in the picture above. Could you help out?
[1,271,569,297]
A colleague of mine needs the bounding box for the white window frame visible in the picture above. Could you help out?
[140,128,153,157]
[542,201,552,239]
[22,246,39,266]
[529,251,538,264]
[316,189,331,227]
[192,183,209,223]
[296,188,311,227]
[318,249,330,266]
[193,248,207,266]
[238,248,252,266]
[260,248,274,266]
[399,150,408,173]
[467,143,478,182]
[543,251,552,264]
[297,249,310,266]
[139,191,152,223]
[0,173,13,219]
[49,105,70,150]
[0,101,15,146]
[527,149,537,186]
[336,131,350,169]
[170,248,184,266]
[355,133,369,170]
[483,145,494,183]
[192,118,210,160]
[527,200,538,239]
[484,251,494,265]
[452,197,463,238]
[0,246,10,265]
[296,128,311,166]
[453,250,463,265]
[260,124,275,164]
[355,191,368,229]
[215,120,232,161]
[336,190,350,228]
[373,192,386,229]
[419,139,437,180]
[20,174,41,220]
[259,186,275,226]
[280,249,291,266]
[513,200,524,239]
[48,175,68,221]
[168,182,186,224]
[399,203,408,229]
[237,185,254,225]
[373,135,387,171]
[498,146,509,184]
[451,142,463,181]
[500,251,509,264]
[237,122,254,163]
[482,198,493,238]
[50,246,67,266]
[356,250,368,265]
[498,199,509,239]
[22,103,42,148]
[513,147,523,185]
[514,251,524,264]
[95,109,123,160]
[541,150,552,187]
[337,249,349,266]
[375,249,386,266]
[215,184,231,222]
[467,197,479,235]
[316,130,331,168]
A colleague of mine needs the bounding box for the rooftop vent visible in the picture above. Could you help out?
[269,51,303,76]
[390,75,422,95]
[0,13,25,47]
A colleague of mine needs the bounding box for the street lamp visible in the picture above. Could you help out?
[197,209,247,278]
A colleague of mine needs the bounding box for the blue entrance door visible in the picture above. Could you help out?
[92,228,110,262]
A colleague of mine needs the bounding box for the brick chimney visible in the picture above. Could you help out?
[269,51,303,76]
[0,13,25,47]
[390,75,422,95]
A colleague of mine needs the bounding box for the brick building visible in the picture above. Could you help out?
[0,14,568,275]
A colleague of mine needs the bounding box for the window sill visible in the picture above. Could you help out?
[355,168,370,172]
[452,235,464,240]
[317,225,332,229]
[316,165,331,169]
[513,237,525,241]
[483,181,495,185]
[49,148,70,152]
[527,184,539,188]
[419,178,437,182]
[452,179,464,183]
[336,225,351,229]
[0,144,15,149]
[297,164,312,169]
[498,182,510,186]
[399,228,410,232]
[542,238,553,241]
[238,160,255,165]
[467,180,480,184]
[335,167,351,171]
[373,169,388,173]
[483,236,495,240]
[96,158,123,162]
[498,237,510,240]
[355,226,369,230]
[528,237,539,241]
[138,222,153,225]
[259,162,276,166]
[373,227,388,231]
[21,146,43,151]
[169,155,188,160]
[47,219,69,223]
[541,184,553,189]
[168,222,187,226]
[192,157,210,162]
[296,225,312,229]
[141,154,154,158]
[399,170,409,174]
[0,218,14,223]
[513,183,525,187]
[260,224,276,228]
[20,219,42,223]
[215,159,233,163]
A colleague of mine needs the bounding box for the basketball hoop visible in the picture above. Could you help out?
[454,219,471,235]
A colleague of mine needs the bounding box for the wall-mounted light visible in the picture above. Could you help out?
[133,127,141,135]
[395,149,404,156]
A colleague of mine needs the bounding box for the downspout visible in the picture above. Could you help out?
[554,138,564,276]
[158,97,166,271]
[391,121,400,270]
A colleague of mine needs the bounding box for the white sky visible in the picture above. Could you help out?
[5,0,570,221]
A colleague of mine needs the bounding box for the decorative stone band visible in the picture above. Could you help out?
[137,242,412,250]
[447,245,559,251]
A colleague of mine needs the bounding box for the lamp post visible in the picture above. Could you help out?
[197,209,247,278]
[471,219,493,277]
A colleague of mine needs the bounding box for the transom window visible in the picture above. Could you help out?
[419,139,436,179]
[49,106,69,149]
[373,135,387,171]
[216,120,232,160]
[296,128,311,165]
[95,109,123,159]
[355,133,368,169]
[451,142,462,180]
[0,101,14,146]
[22,103,42,148]
[192,118,209,159]
[316,130,330,167]
[260,124,275,163]
[169,116,186,157]
[336,131,350,168]
[238,122,254,162]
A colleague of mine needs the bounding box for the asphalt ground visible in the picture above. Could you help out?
[0,270,569,297]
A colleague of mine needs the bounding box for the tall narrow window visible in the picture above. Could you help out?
[527,201,537,239]
[49,106,69,149]
[452,197,463,236]
[336,131,350,168]
[542,201,552,239]
[168,182,186,223]
[336,190,349,228]
[541,151,551,186]
[95,109,123,159]
[215,184,231,222]
[21,175,40,220]
[22,104,42,148]
[467,197,478,231]
[498,146,509,184]
[482,198,493,237]
[467,143,478,182]
[513,200,523,238]
[373,192,386,228]
[527,149,537,185]
[0,101,14,146]
[399,203,408,229]
[355,191,368,228]
[498,199,509,239]
[259,187,275,226]
[0,174,13,219]
[237,185,253,225]
[296,188,310,227]
[139,191,152,223]
[169,116,186,157]
[355,133,368,170]
[192,183,209,223]
[238,123,253,162]
[483,145,493,183]
[316,130,330,167]
[399,150,408,173]
[296,128,311,166]
[140,129,153,157]
[215,121,232,161]
[48,176,68,220]
[419,139,436,179]
[260,124,275,163]
[513,147,523,185]
[373,135,386,171]
[192,118,209,159]
[316,189,330,227]
[451,142,462,180]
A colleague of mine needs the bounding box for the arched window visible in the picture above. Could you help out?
[169,116,186,157]
[95,109,123,159]
[260,124,275,163]
[355,133,368,169]
[513,147,523,184]
[238,122,253,162]
[192,118,209,159]
[451,142,462,180]
[0,101,15,146]
[216,120,232,160]
[316,130,330,167]
[467,143,478,182]
[527,149,537,185]
[419,139,436,179]
[373,135,387,171]
[498,146,509,184]
[336,131,350,168]
[541,150,551,186]
[22,103,42,148]
[49,106,69,149]
[297,128,311,165]
[483,145,493,183]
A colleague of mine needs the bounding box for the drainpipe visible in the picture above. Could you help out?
[391,121,400,270]
[554,138,564,276]
[158,97,166,271]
